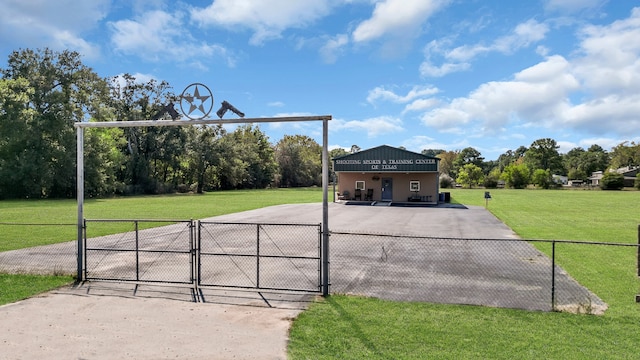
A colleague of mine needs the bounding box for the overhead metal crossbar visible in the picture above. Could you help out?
[74,115,332,295]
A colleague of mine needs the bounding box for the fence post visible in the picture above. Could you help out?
[256,224,261,289]
[135,221,139,281]
[322,119,330,296]
[551,241,556,311]
[76,127,84,282]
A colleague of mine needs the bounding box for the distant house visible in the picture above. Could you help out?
[568,179,583,187]
[552,175,568,185]
[589,166,639,187]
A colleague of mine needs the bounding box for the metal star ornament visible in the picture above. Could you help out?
[179,83,214,120]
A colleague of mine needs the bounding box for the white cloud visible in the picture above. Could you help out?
[367,85,439,104]
[422,55,580,131]
[320,34,349,64]
[420,8,640,141]
[331,116,404,138]
[420,19,549,77]
[109,10,235,67]
[190,0,334,45]
[403,98,440,113]
[352,0,449,43]
[0,0,108,58]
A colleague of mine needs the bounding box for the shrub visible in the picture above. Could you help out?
[600,171,624,190]
[439,174,454,188]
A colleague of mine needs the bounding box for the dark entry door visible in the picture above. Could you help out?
[381,178,393,201]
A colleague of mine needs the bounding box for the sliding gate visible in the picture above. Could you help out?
[83,220,322,293]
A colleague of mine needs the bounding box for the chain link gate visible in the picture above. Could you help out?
[84,220,195,284]
[197,222,322,292]
[83,220,322,293]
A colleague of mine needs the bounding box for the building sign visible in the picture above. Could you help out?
[334,145,439,172]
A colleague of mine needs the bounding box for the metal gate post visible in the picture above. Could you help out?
[197,220,202,287]
[321,118,330,296]
[76,127,84,282]
[551,241,556,311]
[256,224,261,289]
[190,219,195,287]
[135,221,139,281]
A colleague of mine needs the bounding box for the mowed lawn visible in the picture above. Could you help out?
[288,188,640,359]
[2,188,640,358]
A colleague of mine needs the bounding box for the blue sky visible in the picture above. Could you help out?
[1,0,639,161]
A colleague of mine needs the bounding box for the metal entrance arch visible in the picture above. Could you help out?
[74,115,332,295]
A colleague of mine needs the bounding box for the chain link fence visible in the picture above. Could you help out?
[329,231,639,313]
[83,220,195,284]
[0,223,77,275]
[198,222,321,292]
[2,221,639,314]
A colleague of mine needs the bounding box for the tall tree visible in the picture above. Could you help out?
[456,163,484,188]
[0,48,108,198]
[221,125,277,189]
[524,138,564,174]
[275,135,322,187]
[107,74,184,194]
[609,141,640,170]
[422,149,445,157]
[436,150,458,177]
[185,125,225,193]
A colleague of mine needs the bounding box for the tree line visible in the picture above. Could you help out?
[2,49,639,199]
[426,138,640,189]
[0,49,322,199]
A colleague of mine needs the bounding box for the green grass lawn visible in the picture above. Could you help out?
[288,188,640,359]
[0,274,74,306]
[0,187,322,252]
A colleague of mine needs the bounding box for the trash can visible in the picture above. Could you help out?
[444,192,451,203]
[439,193,445,202]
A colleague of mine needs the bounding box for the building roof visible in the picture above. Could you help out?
[333,145,439,173]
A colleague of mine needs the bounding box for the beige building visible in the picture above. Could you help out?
[333,145,440,205]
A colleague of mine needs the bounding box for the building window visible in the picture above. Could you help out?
[355,181,365,190]
[410,181,420,192]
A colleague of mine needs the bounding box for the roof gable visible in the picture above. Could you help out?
[334,145,439,161]
[334,145,439,173]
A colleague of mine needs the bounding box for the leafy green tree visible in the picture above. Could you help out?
[330,147,349,182]
[107,74,184,194]
[274,135,322,187]
[0,48,109,198]
[524,138,564,175]
[609,141,640,170]
[564,145,610,181]
[210,125,277,190]
[0,78,36,198]
[483,168,502,188]
[421,149,444,157]
[436,150,458,177]
[501,163,530,189]
[531,169,553,189]
[600,171,624,190]
[185,125,225,193]
[456,163,483,188]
